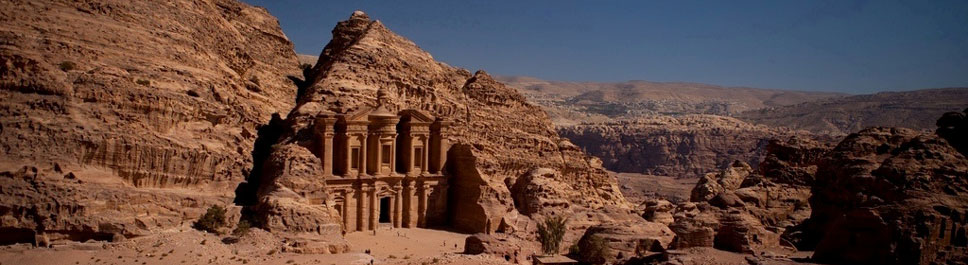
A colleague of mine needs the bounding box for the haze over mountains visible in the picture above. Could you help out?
[498,75,968,179]
[496,75,844,125]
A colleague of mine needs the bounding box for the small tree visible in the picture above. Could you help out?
[232,220,252,237]
[194,205,226,234]
[537,215,568,255]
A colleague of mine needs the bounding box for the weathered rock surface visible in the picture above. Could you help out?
[463,233,537,263]
[558,115,830,178]
[0,0,299,242]
[642,199,676,225]
[670,137,828,254]
[573,221,675,264]
[806,125,968,265]
[245,10,629,245]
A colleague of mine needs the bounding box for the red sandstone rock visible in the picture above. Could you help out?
[0,0,299,241]
[807,126,968,265]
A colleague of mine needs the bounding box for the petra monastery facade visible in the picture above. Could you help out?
[314,89,452,233]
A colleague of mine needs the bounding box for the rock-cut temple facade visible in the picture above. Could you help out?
[314,89,451,233]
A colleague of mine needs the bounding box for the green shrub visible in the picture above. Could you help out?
[193,205,226,234]
[537,215,568,255]
[136,79,151,86]
[232,220,251,237]
[59,61,75,71]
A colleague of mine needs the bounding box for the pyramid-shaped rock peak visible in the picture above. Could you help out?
[248,11,632,247]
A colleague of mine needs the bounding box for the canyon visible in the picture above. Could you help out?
[1,1,966,265]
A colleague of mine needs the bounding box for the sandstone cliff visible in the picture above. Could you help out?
[0,0,299,242]
[245,11,630,244]
[805,124,968,265]
[558,115,831,178]
[668,137,830,255]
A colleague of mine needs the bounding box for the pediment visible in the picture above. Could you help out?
[398,109,435,123]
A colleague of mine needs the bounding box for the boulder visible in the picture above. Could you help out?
[642,199,675,225]
[669,209,719,249]
[807,126,968,265]
[713,211,779,254]
[464,233,535,263]
[574,221,675,264]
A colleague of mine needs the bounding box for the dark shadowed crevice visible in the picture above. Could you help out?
[233,113,285,207]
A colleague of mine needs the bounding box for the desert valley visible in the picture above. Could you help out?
[1,1,967,265]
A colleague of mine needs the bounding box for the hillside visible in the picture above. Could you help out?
[497,75,844,126]
[737,87,968,135]
[0,0,300,242]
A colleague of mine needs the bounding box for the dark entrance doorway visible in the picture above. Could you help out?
[379,197,391,223]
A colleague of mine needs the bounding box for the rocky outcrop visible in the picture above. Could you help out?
[0,0,299,242]
[558,115,829,178]
[937,108,968,156]
[805,126,968,265]
[246,10,629,245]
[573,221,675,264]
[641,199,675,225]
[670,137,829,254]
[463,233,537,263]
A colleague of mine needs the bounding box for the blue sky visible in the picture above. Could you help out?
[242,0,968,94]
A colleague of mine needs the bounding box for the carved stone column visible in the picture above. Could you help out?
[369,187,378,230]
[358,133,370,177]
[421,136,430,175]
[403,180,416,228]
[357,185,368,231]
[343,189,356,232]
[393,185,403,228]
[418,183,429,227]
[430,118,451,174]
[315,117,337,176]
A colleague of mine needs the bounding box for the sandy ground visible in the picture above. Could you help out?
[614,172,697,205]
[0,225,512,265]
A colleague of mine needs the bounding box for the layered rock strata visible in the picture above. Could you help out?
[0,0,299,243]
[558,115,829,178]
[806,125,968,265]
[244,11,632,252]
[669,137,830,254]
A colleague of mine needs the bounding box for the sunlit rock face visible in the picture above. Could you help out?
[245,10,634,249]
[0,0,299,242]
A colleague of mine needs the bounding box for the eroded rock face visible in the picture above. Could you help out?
[558,115,827,178]
[0,0,299,242]
[671,137,827,254]
[807,127,968,265]
[246,11,630,244]
[463,233,537,263]
[574,221,675,264]
[641,199,675,225]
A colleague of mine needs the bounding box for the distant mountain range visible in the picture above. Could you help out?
[736,87,968,135]
[497,75,968,135]
[495,75,845,126]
